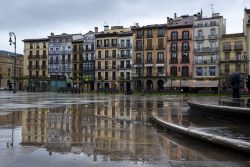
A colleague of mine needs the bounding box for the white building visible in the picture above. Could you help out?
[193,13,226,79]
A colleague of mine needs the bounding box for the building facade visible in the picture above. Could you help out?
[166,14,195,91]
[220,33,247,89]
[132,24,167,92]
[48,33,75,89]
[72,36,84,86]
[23,38,48,91]
[82,31,95,91]
[0,50,23,90]
[95,26,133,92]
[244,8,250,76]
[193,13,226,79]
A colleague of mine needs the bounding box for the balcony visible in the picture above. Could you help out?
[134,46,143,51]
[234,44,243,50]
[169,58,178,64]
[223,45,232,51]
[169,47,178,52]
[33,65,40,69]
[157,72,165,77]
[208,34,218,40]
[41,65,47,69]
[145,59,153,64]
[134,59,143,64]
[146,45,154,50]
[119,54,131,59]
[194,60,218,65]
[181,58,190,64]
[112,65,116,69]
[157,59,165,64]
[28,65,33,69]
[181,47,190,51]
[194,36,204,41]
[194,47,219,52]
[41,55,47,59]
[119,43,132,49]
[84,48,95,52]
[146,73,153,77]
[28,55,33,59]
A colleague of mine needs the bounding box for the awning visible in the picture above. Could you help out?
[164,80,219,88]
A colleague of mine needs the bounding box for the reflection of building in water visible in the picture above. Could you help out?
[46,107,71,153]
[21,109,47,145]
[0,111,22,126]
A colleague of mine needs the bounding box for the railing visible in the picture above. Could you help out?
[118,43,132,48]
[193,60,218,64]
[234,44,243,50]
[194,47,219,52]
[119,54,131,59]
[223,45,232,51]
[194,36,204,40]
[208,34,218,39]
[146,60,153,64]
[169,47,178,52]
[169,59,178,64]
[157,59,165,63]
[181,59,190,63]
[33,65,40,69]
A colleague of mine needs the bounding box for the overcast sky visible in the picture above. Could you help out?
[1,0,250,54]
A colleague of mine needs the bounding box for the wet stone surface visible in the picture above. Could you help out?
[0,92,249,167]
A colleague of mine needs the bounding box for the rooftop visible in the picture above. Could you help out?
[0,50,23,57]
[221,33,244,38]
[167,15,194,28]
[22,38,48,42]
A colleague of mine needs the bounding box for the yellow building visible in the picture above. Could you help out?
[23,38,49,91]
[220,33,247,88]
[72,38,83,86]
[95,26,133,91]
[131,24,167,92]
[0,50,23,90]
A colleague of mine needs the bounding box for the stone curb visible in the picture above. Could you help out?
[151,112,250,154]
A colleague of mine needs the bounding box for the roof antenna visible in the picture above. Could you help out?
[210,4,214,14]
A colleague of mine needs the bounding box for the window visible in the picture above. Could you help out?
[126,40,130,47]
[105,50,109,58]
[97,40,102,47]
[209,67,216,76]
[182,42,189,51]
[171,32,178,40]
[225,52,230,61]
[182,31,189,40]
[210,28,216,35]
[120,61,124,68]
[198,29,203,37]
[105,61,109,69]
[210,41,216,48]
[136,40,142,49]
[236,52,241,61]
[182,66,189,76]
[147,29,152,37]
[157,52,164,60]
[121,40,125,47]
[157,67,164,75]
[98,72,102,80]
[98,61,101,69]
[182,52,189,63]
[112,39,117,46]
[171,52,177,63]
[236,63,241,72]
[98,51,101,59]
[126,50,130,57]
[170,66,177,76]
[112,50,116,58]
[105,72,108,80]
[104,39,109,47]
[171,42,177,51]
[112,72,116,80]
[196,67,203,76]
[136,30,143,38]
[225,64,230,73]
[147,52,152,63]
[136,53,142,63]
[112,61,116,69]
[158,28,164,37]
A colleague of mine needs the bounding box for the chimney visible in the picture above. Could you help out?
[95,27,98,33]
[51,32,54,36]
[104,25,109,31]
[135,23,139,27]
[174,13,177,18]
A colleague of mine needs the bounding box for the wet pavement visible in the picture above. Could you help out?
[0,91,249,167]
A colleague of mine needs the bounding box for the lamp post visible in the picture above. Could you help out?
[9,32,17,93]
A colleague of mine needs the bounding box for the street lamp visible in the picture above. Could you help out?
[9,32,17,93]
